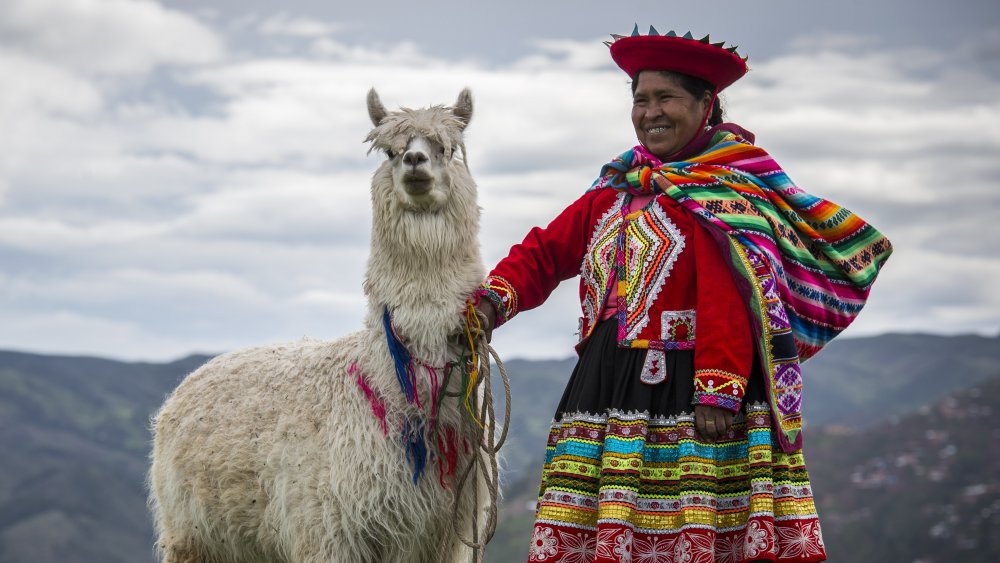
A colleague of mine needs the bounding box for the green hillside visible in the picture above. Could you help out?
[0,352,209,563]
[808,375,1000,562]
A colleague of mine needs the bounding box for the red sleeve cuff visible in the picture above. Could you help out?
[692,369,748,413]
[477,275,518,328]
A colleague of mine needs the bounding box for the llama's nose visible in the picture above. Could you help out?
[403,150,428,167]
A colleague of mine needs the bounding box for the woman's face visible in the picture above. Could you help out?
[631,71,711,159]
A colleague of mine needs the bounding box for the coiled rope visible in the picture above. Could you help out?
[449,304,511,563]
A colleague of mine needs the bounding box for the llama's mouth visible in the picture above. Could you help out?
[402,172,434,194]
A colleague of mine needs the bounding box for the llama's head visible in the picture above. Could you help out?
[365,88,473,213]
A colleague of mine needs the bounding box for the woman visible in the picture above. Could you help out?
[476,27,891,563]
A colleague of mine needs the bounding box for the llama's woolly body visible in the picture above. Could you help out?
[149,89,485,563]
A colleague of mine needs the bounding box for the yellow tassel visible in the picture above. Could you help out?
[462,302,484,426]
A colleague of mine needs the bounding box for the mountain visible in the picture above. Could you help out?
[0,332,997,562]
[805,375,1000,562]
[0,351,210,563]
[800,332,1000,428]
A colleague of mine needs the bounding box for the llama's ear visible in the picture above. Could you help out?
[452,88,473,129]
[367,88,387,126]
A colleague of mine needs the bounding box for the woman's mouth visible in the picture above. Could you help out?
[646,125,671,134]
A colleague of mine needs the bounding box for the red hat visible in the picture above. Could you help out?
[607,26,748,92]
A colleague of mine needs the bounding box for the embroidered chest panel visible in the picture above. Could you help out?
[580,193,687,343]
[580,194,623,334]
[619,197,687,341]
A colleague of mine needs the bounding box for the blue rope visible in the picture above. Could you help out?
[383,306,416,404]
[384,307,429,485]
[402,420,427,485]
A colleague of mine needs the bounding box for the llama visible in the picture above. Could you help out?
[148,88,487,563]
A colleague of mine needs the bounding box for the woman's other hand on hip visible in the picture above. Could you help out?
[695,404,734,442]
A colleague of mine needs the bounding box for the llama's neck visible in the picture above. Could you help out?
[363,183,483,363]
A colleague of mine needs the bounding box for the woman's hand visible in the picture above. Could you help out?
[475,300,497,342]
[694,405,734,442]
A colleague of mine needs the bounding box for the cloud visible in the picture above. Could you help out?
[514,38,617,72]
[0,0,223,75]
[0,4,996,361]
[0,50,102,118]
[258,13,341,38]
[169,169,373,245]
[0,309,202,359]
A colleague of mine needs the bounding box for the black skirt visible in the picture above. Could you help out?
[553,318,767,420]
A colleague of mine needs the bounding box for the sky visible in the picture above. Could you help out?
[0,0,998,362]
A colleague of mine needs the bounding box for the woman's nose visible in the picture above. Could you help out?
[643,103,664,119]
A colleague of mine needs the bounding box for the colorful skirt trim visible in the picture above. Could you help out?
[528,404,826,562]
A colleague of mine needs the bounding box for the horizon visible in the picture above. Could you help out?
[1,328,996,365]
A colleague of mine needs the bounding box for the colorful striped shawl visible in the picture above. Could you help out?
[591,130,892,450]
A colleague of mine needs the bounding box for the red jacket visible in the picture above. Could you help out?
[480,188,754,412]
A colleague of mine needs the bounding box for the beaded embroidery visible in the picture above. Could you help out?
[478,275,517,327]
[639,310,698,385]
[693,368,748,412]
[617,196,686,343]
[579,193,626,340]
[639,350,667,384]
[661,309,696,342]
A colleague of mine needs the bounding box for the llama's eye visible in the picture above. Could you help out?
[386,149,396,159]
